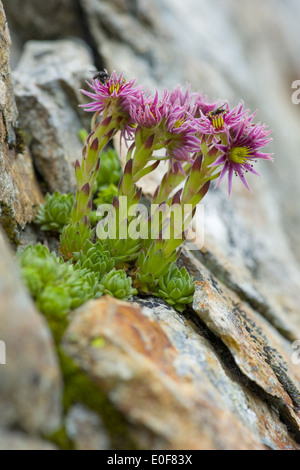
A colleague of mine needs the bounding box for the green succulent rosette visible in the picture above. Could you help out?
[18,244,63,296]
[59,219,94,260]
[99,269,137,300]
[74,240,117,279]
[101,236,142,266]
[134,240,177,293]
[35,191,74,232]
[94,183,118,206]
[36,285,72,317]
[17,244,101,317]
[152,263,195,312]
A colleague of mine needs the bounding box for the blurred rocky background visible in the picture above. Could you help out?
[1,0,300,450]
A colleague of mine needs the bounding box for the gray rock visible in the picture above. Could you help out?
[134,296,300,450]
[7,28,23,69]
[13,39,95,193]
[0,428,58,450]
[2,0,80,42]
[185,252,300,431]
[0,2,17,132]
[81,0,170,90]
[0,228,63,434]
[192,186,300,341]
[65,404,111,450]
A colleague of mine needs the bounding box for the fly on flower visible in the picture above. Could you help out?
[80,70,144,143]
[207,104,227,130]
[197,101,247,135]
[208,104,226,116]
[80,70,143,117]
[92,70,110,84]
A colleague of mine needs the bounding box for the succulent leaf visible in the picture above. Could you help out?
[102,236,142,265]
[59,220,94,260]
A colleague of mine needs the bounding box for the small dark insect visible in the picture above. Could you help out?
[92,70,109,84]
[207,104,227,130]
[208,104,226,117]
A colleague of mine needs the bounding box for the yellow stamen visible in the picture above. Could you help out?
[229,147,251,164]
[212,115,224,130]
[174,118,185,129]
[109,82,120,94]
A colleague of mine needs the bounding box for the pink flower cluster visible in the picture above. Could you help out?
[81,70,273,195]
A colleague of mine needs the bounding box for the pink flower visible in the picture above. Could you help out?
[80,70,143,138]
[192,92,219,117]
[169,87,218,118]
[197,101,248,135]
[130,88,201,163]
[169,85,192,108]
[81,70,143,113]
[130,89,168,128]
[164,103,201,163]
[211,113,273,195]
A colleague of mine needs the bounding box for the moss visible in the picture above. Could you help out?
[59,349,136,450]
[49,425,75,451]
[91,337,106,348]
[6,125,29,154]
[46,316,69,346]
[14,126,28,154]
[0,202,20,246]
[43,314,136,450]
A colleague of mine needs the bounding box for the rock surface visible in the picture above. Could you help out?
[13,39,95,193]
[2,0,80,43]
[0,3,43,244]
[194,185,300,342]
[62,296,299,450]
[0,428,58,450]
[65,404,111,450]
[186,252,300,431]
[62,297,260,450]
[0,228,63,434]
